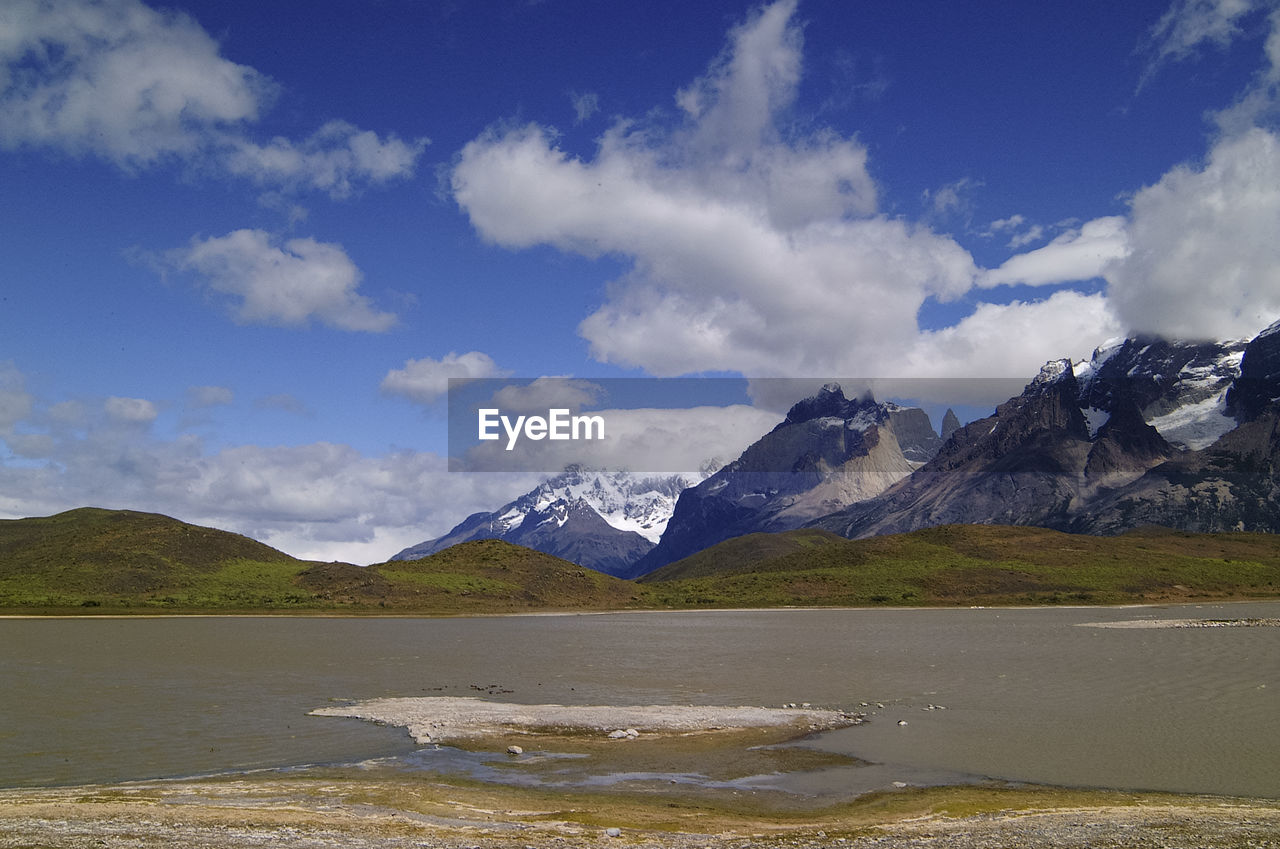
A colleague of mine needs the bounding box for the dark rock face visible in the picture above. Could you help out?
[1075,410,1280,535]
[888,406,945,464]
[1083,401,1173,479]
[1227,320,1280,422]
[1078,336,1246,421]
[940,408,962,440]
[628,384,941,576]
[815,362,1099,538]
[814,322,1280,541]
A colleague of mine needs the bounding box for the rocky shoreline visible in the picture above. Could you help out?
[1,777,1277,848]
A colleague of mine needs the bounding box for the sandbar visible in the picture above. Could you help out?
[310,696,864,743]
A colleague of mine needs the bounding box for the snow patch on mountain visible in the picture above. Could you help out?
[1148,390,1237,450]
[517,466,708,544]
[1082,407,1110,438]
[1073,337,1247,450]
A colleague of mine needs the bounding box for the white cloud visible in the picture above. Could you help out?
[1105,127,1280,340]
[569,91,599,124]
[222,120,429,198]
[452,1,990,379]
[380,351,508,404]
[1143,0,1258,75]
[905,291,1125,378]
[0,0,270,165]
[1212,4,1280,132]
[923,177,982,219]
[173,229,397,332]
[984,215,1046,249]
[0,0,425,192]
[0,363,540,562]
[104,396,158,424]
[489,377,604,415]
[981,216,1129,288]
[1140,0,1280,129]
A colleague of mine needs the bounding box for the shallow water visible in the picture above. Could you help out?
[1,603,1277,797]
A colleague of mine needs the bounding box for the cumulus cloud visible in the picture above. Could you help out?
[904,291,1125,378]
[981,217,1129,288]
[0,362,539,562]
[452,1,1014,379]
[223,120,429,199]
[0,0,425,192]
[1105,127,1280,339]
[173,229,397,332]
[488,377,604,415]
[380,351,508,405]
[0,0,269,165]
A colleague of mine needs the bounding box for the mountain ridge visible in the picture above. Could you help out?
[391,467,705,576]
[626,385,945,576]
[812,322,1280,541]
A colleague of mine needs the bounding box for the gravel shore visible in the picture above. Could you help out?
[1,780,1277,849]
[5,698,1277,848]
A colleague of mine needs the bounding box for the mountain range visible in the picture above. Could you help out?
[395,320,1280,578]
[391,466,707,576]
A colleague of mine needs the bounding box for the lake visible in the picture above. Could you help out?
[2,603,1277,799]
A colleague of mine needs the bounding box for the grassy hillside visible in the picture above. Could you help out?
[639,524,1280,608]
[3,508,1279,613]
[0,509,641,613]
[640,527,846,581]
[0,508,313,609]
[364,539,642,612]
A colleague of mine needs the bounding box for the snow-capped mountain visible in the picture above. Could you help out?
[392,466,710,576]
[815,322,1280,540]
[1074,335,1247,450]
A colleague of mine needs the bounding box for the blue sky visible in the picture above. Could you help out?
[3,0,1280,561]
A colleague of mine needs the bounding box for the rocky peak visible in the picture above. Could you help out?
[778,382,885,431]
[1226,318,1280,422]
[1076,336,1245,418]
[940,408,962,440]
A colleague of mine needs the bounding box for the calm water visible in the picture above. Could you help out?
[1,603,1278,798]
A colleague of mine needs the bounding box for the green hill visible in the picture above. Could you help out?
[0,508,641,613]
[639,524,1280,608]
[4,509,1280,613]
[639,527,846,582]
[365,539,641,611]
[0,507,316,610]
